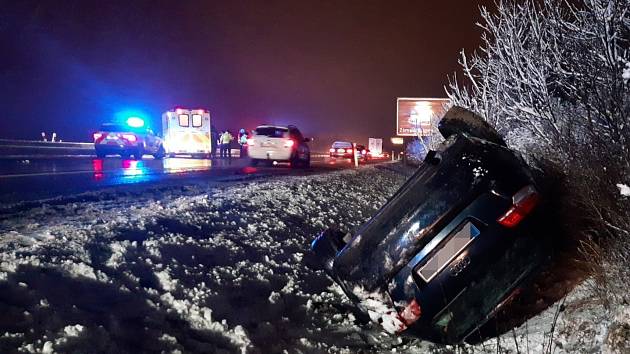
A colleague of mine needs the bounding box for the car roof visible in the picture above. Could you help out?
[255,125,289,130]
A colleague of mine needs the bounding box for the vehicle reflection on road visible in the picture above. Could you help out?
[92,159,104,180]
[121,159,146,177]
[162,158,213,173]
[90,157,222,183]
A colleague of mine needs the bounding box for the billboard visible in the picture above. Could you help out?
[396,98,450,136]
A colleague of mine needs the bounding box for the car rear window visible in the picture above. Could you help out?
[332,141,353,148]
[255,127,288,138]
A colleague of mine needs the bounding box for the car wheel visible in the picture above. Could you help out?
[302,152,311,168]
[153,145,165,160]
[133,148,144,160]
[250,158,259,167]
[438,106,506,146]
[290,152,300,168]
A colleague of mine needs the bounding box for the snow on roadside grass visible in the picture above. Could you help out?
[0,165,412,353]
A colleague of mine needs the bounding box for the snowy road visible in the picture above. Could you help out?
[0,156,382,204]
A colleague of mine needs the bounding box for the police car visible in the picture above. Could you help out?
[93,118,165,159]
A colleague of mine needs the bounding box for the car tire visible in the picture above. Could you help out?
[438,106,506,146]
[290,152,300,168]
[133,148,144,160]
[302,152,311,168]
[153,145,165,160]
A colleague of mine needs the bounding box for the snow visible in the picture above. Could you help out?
[623,61,630,83]
[0,165,410,353]
[616,183,630,197]
[0,164,625,353]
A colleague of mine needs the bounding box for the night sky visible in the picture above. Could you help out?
[1,0,494,147]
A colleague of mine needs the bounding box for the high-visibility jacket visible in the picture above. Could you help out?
[220,132,233,144]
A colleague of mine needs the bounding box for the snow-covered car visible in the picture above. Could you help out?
[93,123,165,160]
[247,125,311,167]
[310,107,550,344]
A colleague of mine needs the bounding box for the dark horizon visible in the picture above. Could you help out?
[1,0,494,145]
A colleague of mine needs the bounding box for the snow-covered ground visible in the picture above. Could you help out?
[0,165,626,353]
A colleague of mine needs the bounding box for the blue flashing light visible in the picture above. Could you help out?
[126,117,145,128]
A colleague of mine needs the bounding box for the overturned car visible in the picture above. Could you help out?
[310,107,550,344]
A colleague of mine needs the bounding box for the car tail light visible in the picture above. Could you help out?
[329,148,335,153]
[497,185,540,228]
[93,132,103,141]
[337,148,345,153]
[284,140,295,147]
[122,134,137,142]
[398,299,422,327]
[247,138,255,146]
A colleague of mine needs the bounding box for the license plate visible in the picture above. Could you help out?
[416,220,480,282]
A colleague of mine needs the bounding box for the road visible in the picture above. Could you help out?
[0,156,384,204]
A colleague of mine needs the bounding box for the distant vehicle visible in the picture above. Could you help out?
[161,108,212,158]
[329,141,354,159]
[355,144,370,161]
[247,125,311,167]
[329,141,370,162]
[93,120,164,160]
[310,107,550,344]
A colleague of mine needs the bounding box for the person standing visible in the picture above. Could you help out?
[220,130,234,159]
[210,125,220,159]
[238,128,248,158]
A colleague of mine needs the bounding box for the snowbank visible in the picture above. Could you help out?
[0,165,411,353]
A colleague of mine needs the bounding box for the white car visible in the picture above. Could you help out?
[247,125,311,167]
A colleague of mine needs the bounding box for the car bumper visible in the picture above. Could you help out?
[248,149,292,161]
[95,144,139,154]
[329,153,353,158]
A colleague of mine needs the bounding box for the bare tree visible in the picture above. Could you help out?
[447,0,630,306]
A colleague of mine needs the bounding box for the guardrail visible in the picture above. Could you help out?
[0,139,94,158]
[0,139,330,159]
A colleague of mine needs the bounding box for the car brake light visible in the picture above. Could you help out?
[247,138,255,146]
[122,134,137,142]
[284,140,295,147]
[338,148,345,153]
[329,148,335,153]
[497,185,540,228]
[93,133,103,141]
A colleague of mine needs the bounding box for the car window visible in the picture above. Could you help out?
[192,114,203,127]
[255,127,288,138]
[332,141,353,148]
[179,114,190,127]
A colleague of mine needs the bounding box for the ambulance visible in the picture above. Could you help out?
[161,108,212,158]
